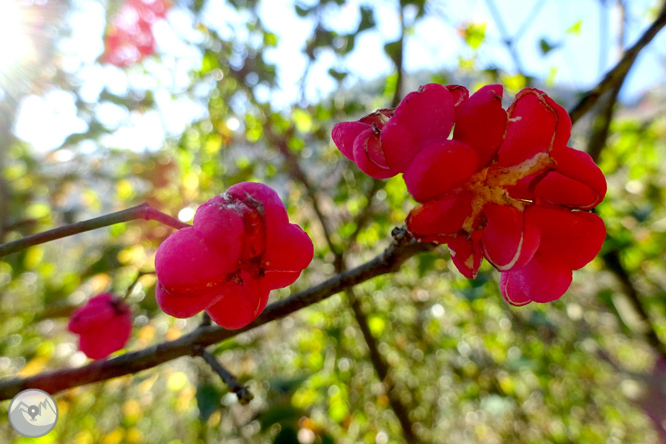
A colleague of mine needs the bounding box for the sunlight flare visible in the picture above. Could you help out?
[0,1,30,71]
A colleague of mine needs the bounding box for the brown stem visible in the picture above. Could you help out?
[346,178,383,248]
[348,290,422,443]
[0,229,433,400]
[586,37,629,161]
[602,250,666,362]
[197,349,253,405]
[263,121,343,270]
[124,271,155,299]
[0,202,191,257]
[569,0,666,125]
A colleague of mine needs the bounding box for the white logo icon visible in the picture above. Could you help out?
[8,389,58,438]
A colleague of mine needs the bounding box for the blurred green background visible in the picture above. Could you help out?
[1,0,666,443]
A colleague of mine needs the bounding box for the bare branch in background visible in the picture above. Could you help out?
[513,0,548,42]
[265,100,420,440]
[484,0,528,79]
[347,289,423,444]
[569,0,666,125]
[587,0,629,163]
[346,178,383,249]
[0,202,191,257]
[602,250,666,363]
[262,120,344,272]
[582,0,666,363]
[390,5,405,108]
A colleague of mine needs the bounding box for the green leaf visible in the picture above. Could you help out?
[539,38,559,55]
[328,68,348,82]
[273,427,299,444]
[259,403,303,432]
[383,39,402,65]
[295,4,312,17]
[400,0,427,17]
[269,375,310,394]
[462,23,486,49]
[357,6,375,33]
[264,32,278,47]
[195,383,223,421]
[567,19,582,35]
[417,252,438,277]
[368,316,386,336]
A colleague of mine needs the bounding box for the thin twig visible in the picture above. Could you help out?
[263,120,343,269]
[124,271,155,299]
[0,229,433,400]
[347,290,422,443]
[569,0,666,125]
[0,202,190,257]
[197,349,253,405]
[342,187,421,440]
[602,250,666,362]
[513,0,547,42]
[484,0,528,77]
[586,4,630,163]
[390,5,405,108]
[346,178,383,248]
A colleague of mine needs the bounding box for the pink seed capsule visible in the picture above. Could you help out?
[155,182,314,329]
[68,293,132,360]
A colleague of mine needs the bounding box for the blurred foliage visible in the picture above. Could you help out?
[1,0,666,443]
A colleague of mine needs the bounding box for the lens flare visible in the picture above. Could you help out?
[0,1,30,71]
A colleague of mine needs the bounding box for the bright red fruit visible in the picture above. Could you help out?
[333,84,607,305]
[155,182,314,329]
[103,0,170,67]
[68,293,132,360]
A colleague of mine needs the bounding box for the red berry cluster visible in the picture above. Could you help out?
[333,83,607,305]
[68,293,132,360]
[103,0,170,67]
[154,182,314,329]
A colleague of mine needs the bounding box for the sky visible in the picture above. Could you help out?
[5,0,666,153]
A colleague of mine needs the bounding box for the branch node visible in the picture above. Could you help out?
[199,350,254,405]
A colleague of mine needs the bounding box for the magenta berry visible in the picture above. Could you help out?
[333,83,608,305]
[68,293,132,360]
[155,182,314,330]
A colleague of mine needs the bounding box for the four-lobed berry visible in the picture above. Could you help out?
[154,182,314,330]
[332,83,607,305]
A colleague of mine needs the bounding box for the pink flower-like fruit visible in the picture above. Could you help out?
[155,182,314,329]
[68,293,132,360]
[333,84,607,306]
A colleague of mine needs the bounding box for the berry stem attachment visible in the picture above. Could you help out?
[197,348,254,405]
[0,202,190,257]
